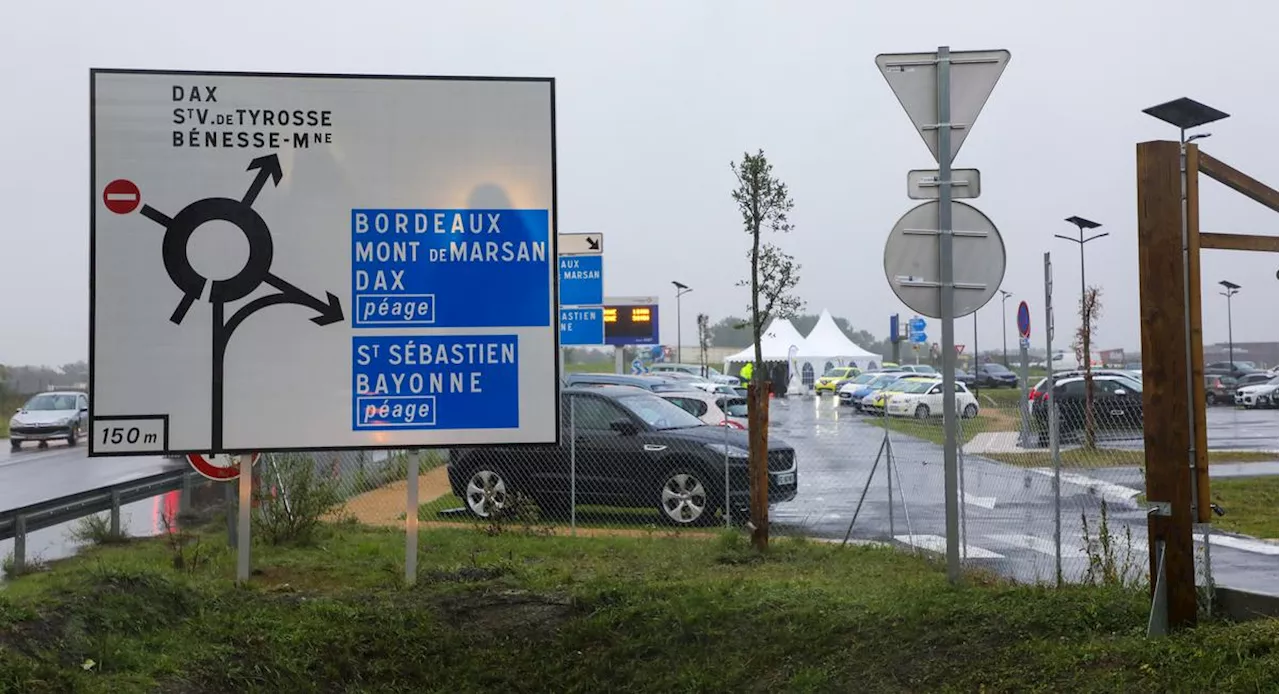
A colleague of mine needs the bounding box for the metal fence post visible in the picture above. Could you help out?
[570,396,577,536]
[405,449,419,585]
[110,490,122,536]
[179,472,194,517]
[12,515,26,575]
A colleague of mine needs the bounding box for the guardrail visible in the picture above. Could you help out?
[0,469,197,575]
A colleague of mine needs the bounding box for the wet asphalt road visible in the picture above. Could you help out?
[765,396,1279,596]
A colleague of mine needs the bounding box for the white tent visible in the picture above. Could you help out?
[722,317,808,366]
[794,310,882,387]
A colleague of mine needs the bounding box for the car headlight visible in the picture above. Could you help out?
[705,443,750,459]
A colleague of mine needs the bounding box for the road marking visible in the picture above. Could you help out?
[985,533,1088,558]
[1029,468,1140,504]
[963,491,997,509]
[1199,534,1280,556]
[893,534,1004,559]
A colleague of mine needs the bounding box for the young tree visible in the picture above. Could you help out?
[730,149,803,550]
[696,313,711,378]
[1073,286,1104,449]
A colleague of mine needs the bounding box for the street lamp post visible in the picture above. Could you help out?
[1056,216,1108,369]
[1219,280,1240,368]
[998,289,1013,367]
[672,281,692,364]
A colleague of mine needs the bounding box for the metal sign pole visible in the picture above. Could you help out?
[405,449,420,584]
[570,396,578,536]
[935,45,962,583]
[1044,252,1062,586]
[236,454,251,583]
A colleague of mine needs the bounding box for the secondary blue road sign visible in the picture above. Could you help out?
[909,316,926,332]
[910,331,928,343]
[559,308,604,346]
[351,334,520,431]
[631,358,645,375]
[351,209,552,328]
[559,255,603,306]
[1017,300,1031,339]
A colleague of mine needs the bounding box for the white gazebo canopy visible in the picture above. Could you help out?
[722,317,808,364]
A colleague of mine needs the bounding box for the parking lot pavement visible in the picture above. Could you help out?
[765,397,1279,596]
[1099,406,1278,452]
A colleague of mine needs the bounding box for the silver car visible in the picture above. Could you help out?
[9,391,89,450]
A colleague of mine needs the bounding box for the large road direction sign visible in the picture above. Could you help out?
[89,70,560,456]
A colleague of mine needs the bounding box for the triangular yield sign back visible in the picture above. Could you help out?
[875,49,1011,164]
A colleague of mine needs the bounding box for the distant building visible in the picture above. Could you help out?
[1204,342,1278,369]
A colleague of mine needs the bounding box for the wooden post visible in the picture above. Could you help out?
[1185,144,1211,523]
[747,381,771,550]
[1135,140,1197,628]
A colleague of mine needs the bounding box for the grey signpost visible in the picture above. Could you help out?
[1044,251,1062,585]
[877,46,1010,582]
[1017,300,1033,448]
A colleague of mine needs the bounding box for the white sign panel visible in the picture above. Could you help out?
[90,70,560,456]
[558,232,602,255]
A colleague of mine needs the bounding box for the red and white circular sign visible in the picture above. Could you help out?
[103,179,141,214]
[187,452,260,481]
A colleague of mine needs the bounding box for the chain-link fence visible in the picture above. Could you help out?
[235,372,1271,595]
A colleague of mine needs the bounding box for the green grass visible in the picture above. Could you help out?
[874,412,1000,446]
[0,522,1274,693]
[984,448,1277,470]
[1209,477,1279,539]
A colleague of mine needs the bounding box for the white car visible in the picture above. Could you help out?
[1234,376,1279,408]
[884,378,980,419]
[648,363,740,386]
[659,390,750,429]
[9,390,90,450]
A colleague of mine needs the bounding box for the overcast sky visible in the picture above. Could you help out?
[1,0,1276,366]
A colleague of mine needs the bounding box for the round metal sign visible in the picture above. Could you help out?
[882,201,1007,319]
[187,452,260,481]
[1016,300,1031,338]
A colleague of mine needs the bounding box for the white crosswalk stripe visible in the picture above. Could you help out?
[985,533,1088,558]
[1199,534,1280,556]
[894,534,1004,559]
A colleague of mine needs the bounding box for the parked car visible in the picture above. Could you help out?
[647,363,739,386]
[1234,375,1279,409]
[1233,372,1273,389]
[563,373,692,393]
[1032,375,1143,446]
[815,366,862,395]
[1205,361,1260,380]
[1028,369,1142,405]
[446,386,797,526]
[1204,374,1238,406]
[8,391,90,450]
[897,364,938,375]
[838,371,905,410]
[954,368,975,387]
[659,390,749,429]
[861,375,938,415]
[884,378,980,419]
[975,363,1019,388]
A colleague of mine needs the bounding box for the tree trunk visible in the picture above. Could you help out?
[748,381,770,550]
[1083,324,1096,450]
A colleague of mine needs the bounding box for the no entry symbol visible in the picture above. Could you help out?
[103,179,141,214]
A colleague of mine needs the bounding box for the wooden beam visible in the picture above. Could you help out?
[1197,151,1280,212]
[1199,233,1280,253]
[1186,144,1211,524]
[1135,140,1198,629]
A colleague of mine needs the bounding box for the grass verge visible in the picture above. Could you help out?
[0,523,1275,693]
[873,412,1000,446]
[1209,477,1279,539]
[985,448,1278,469]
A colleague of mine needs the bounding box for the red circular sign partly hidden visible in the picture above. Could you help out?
[103,179,141,214]
[187,452,260,481]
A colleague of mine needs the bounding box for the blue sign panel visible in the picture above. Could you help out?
[351,209,551,328]
[631,358,645,375]
[559,308,604,346]
[351,335,519,431]
[604,303,660,346]
[1016,300,1031,338]
[559,255,603,306]
[910,331,928,343]
[908,317,927,332]
[889,314,900,344]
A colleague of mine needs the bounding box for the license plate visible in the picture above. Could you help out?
[775,472,796,486]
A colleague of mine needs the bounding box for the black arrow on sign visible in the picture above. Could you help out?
[243,154,283,206]
[586,236,600,251]
[262,273,345,325]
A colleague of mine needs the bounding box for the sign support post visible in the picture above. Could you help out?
[237,458,252,583]
[1016,300,1033,448]
[405,449,420,585]
[1044,252,1062,587]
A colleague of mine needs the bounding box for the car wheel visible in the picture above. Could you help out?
[659,467,716,526]
[1206,393,1216,406]
[962,403,978,419]
[67,426,79,447]
[914,404,930,419]
[463,466,512,519]
[9,440,19,452]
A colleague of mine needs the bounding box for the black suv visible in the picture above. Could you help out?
[447,385,799,526]
[1032,375,1143,446]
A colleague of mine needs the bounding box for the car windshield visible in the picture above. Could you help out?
[1269,376,1279,386]
[851,373,877,385]
[910,365,937,373]
[23,394,78,411]
[900,380,936,394]
[984,364,1012,373]
[869,374,901,388]
[719,398,749,417]
[883,379,926,393]
[617,393,706,430]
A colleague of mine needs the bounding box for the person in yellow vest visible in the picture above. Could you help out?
[739,362,753,382]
